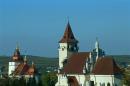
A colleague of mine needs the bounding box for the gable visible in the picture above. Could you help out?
[92,57,122,75]
[60,52,90,74]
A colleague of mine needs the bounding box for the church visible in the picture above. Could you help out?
[55,22,123,86]
[8,45,39,83]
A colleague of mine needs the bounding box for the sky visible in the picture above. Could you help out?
[0,0,130,57]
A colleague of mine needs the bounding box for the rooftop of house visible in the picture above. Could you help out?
[60,52,90,74]
[92,57,122,75]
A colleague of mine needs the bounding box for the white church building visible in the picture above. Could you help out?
[8,45,39,79]
[55,22,123,86]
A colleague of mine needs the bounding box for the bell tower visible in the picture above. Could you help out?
[58,22,78,69]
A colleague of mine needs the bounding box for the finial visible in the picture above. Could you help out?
[89,52,92,58]
[16,42,19,50]
[67,16,70,25]
[24,55,27,61]
[24,55,27,64]
[96,37,98,42]
[32,61,34,67]
[67,16,69,22]
[95,37,99,49]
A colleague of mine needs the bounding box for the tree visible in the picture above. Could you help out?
[122,68,130,85]
[42,72,57,86]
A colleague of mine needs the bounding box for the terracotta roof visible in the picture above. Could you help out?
[59,22,78,43]
[92,57,122,75]
[61,52,90,74]
[13,63,37,76]
[68,76,79,86]
[13,63,29,75]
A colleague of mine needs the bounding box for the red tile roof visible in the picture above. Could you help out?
[61,52,90,74]
[13,63,29,75]
[92,57,122,75]
[59,22,78,43]
[13,63,37,76]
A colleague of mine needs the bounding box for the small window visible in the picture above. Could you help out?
[90,81,94,86]
[102,83,105,86]
[100,83,102,86]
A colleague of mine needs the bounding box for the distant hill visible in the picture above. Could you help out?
[0,55,130,73]
[0,55,58,73]
[108,55,130,68]
[108,55,130,63]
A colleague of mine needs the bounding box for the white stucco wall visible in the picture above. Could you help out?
[90,75,122,86]
[55,74,89,86]
[55,74,69,86]
[58,43,77,69]
[8,62,19,76]
[59,43,68,69]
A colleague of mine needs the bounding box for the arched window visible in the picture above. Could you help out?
[107,83,110,86]
[99,83,106,86]
[90,81,94,86]
[102,83,105,86]
[100,83,102,86]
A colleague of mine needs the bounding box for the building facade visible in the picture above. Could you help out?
[55,22,122,86]
[8,45,39,84]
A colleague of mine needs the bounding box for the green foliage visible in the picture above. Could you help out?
[122,69,130,85]
[42,72,57,86]
[0,78,9,86]
[0,77,42,86]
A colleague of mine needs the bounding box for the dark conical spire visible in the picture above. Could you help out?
[59,22,78,43]
[13,44,20,58]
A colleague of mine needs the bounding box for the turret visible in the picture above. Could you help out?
[24,55,27,64]
[92,38,105,62]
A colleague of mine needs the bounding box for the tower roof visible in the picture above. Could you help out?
[12,45,23,62]
[59,22,78,43]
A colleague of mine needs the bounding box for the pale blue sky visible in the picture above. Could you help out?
[0,0,130,57]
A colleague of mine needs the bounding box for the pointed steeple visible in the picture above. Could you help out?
[59,22,78,43]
